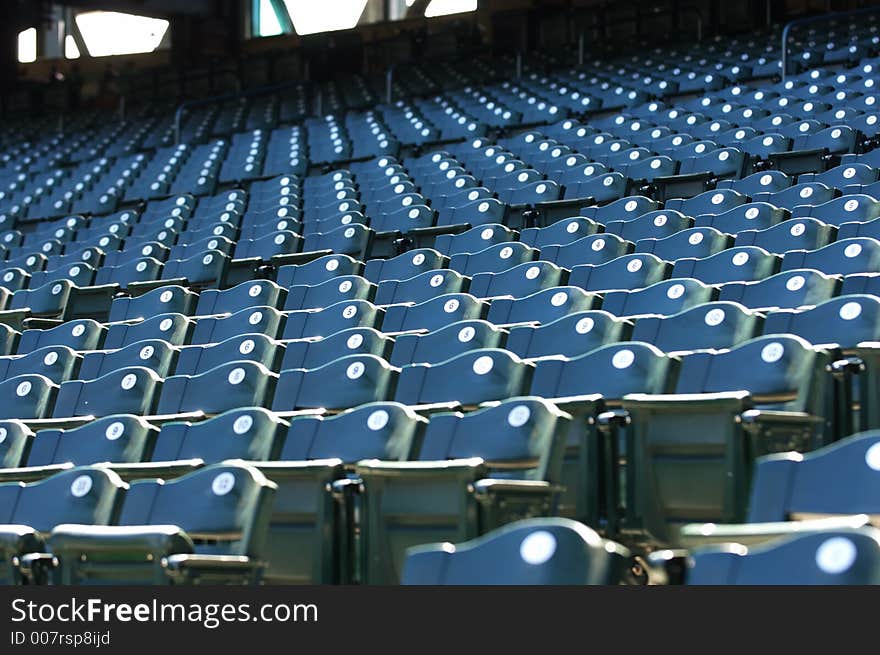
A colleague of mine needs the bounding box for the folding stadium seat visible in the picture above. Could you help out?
[718,267,840,311]
[670,246,780,285]
[753,182,835,210]
[604,210,692,244]
[300,224,375,262]
[536,172,629,226]
[49,463,276,584]
[763,294,880,434]
[380,293,488,334]
[0,466,126,584]
[652,527,880,585]
[0,268,31,293]
[653,148,748,201]
[539,234,633,270]
[0,344,81,385]
[504,308,631,360]
[636,227,732,261]
[569,253,670,293]
[432,224,517,257]
[631,301,762,353]
[790,195,880,231]
[172,333,281,378]
[108,285,198,322]
[53,366,162,418]
[356,396,570,583]
[401,517,631,585]
[518,216,601,249]
[274,254,363,289]
[122,406,283,483]
[601,278,718,318]
[801,163,879,190]
[192,280,282,317]
[78,337,177,381]
[664,189,748,218]
[247,401,425,583]
[152,250,229,291]
[17,319,106,355]
[694,202,788,234]
[487,285,600,325]
[362,249,448,284]
[156,360,276,416]
[282,275,374,312]
[428,198,508,240]
[716,170,793,196]
[468,261,569,300]
[733,216,834,254]
[104,313,195,350]
[0,414,158,484]
[447,242,538,277]
[170,233,237,263]
[386,319,502,366]
[279,324,393,370]
[188,305,283,345]
[622,334,834,545]
[674,429,880,552]
[0,372,58,419]
[528,340,677,523]
[582,196,661,228]
[277,296,381,339]
[272,354,398,412]
[782,237,880,276]
[770,125,860,175]
[392,347,530,408]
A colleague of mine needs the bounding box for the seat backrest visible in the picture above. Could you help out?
[632,301,761,353]
[686,528,880,584]
[119,463,276,557]
[418,396,570,482]
[530,341,676,400]
[747,430,880,523]
[28,414,158,467]
[11,466,127,533]
[157,360,276,415]
[272,353,398,411]
[0,420,33,469]
[280,401,426,461]
[152,407,286,464]
[601,278,717,318]
[674,334,825,411]
[196,279,285,315]
[401,517,630,585]
[762,294,880,349]
[395,348,533,406]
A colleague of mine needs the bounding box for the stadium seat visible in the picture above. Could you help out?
[402,517,632,585]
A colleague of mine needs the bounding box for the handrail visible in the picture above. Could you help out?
[173,78,309,145]
[782,6,880,83]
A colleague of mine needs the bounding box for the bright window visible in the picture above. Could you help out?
[283,0,368,35]
[257,0,283,36]
[65,35,81,59]
[406,0,477,17]
[17,28,36,63]
[75,11,169,57]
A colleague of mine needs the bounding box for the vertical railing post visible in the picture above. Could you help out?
[386,65,394,104]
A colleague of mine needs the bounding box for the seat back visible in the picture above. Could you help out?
[402,517,630,585]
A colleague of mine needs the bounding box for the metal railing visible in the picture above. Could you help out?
[782,6,880,83]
